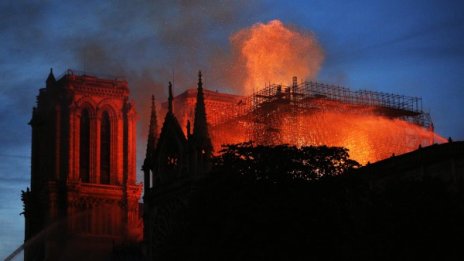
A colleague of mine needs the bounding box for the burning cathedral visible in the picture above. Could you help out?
[21,67,445,260]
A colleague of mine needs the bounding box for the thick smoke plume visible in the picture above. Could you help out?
[66,3,325,172]
[230,20,324,95]
[58,1,265,176]
[1,1,326,179]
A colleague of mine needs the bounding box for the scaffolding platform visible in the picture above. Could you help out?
[213,79,432,130]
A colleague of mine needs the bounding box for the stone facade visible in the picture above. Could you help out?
[22,69,142,260]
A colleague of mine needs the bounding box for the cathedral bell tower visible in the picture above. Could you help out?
[22,69,142,260]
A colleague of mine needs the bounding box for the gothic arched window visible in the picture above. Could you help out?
[100,111,111,184]
[80,109,90,183]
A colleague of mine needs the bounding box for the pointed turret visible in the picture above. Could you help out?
[150,81,187,186]
[144,95,158,163]
[149,95,159,147]
[168,81,173,113]
[193,71,211,143]
[46,68,56,88]
[143,95,159,192]
[191,71,213,175]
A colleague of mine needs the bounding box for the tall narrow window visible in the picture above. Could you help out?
[100,111,111,184]
[80,109,90,183]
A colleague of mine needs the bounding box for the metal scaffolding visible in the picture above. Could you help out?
[204,78,438,163]
[212,78,432,129]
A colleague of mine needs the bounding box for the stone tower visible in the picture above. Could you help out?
[22,69,142,260]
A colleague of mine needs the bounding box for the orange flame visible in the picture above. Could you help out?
[231,20,324,95]
[278,111,446,165]
[157,20,446,165]
[209,109,445,165]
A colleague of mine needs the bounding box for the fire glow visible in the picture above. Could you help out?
[231,20,324,95]
[165,85,445,165]
[159,20,445,165]
[210,105,445,166]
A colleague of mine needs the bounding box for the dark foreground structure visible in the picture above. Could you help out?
[142,71,213,259]
[142,72,464,260]
[143,140,464,260]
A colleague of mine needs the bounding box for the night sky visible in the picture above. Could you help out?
[1,0,463,258]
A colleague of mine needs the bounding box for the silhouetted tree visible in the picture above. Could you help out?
[213,142,360,182]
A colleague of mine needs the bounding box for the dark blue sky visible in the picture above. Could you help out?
[1,0,463,257]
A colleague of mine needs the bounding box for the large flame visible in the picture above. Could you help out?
[157,20,446,165]
[165,91,445,165]
[210,108,446,165]
[231,20,324,95]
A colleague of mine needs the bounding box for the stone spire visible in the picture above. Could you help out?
[147,95,158,156]
[46,68,56,87]
[143,95,158,173]
[192,71,212,154]
[168,81,173,113]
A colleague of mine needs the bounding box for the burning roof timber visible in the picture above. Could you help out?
[162,78,443,165]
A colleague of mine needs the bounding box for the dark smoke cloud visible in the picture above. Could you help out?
[0,1,263,186]
[72,3,246,184]
[0,2,261,252]
[70,1,256,86]
[64,1,260,167]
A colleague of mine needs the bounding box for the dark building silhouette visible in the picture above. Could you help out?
[356,140,464,189]
[140,84,464,259]
[22,69,142,260]
[142,71,212,259]
[141,138,464,260]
